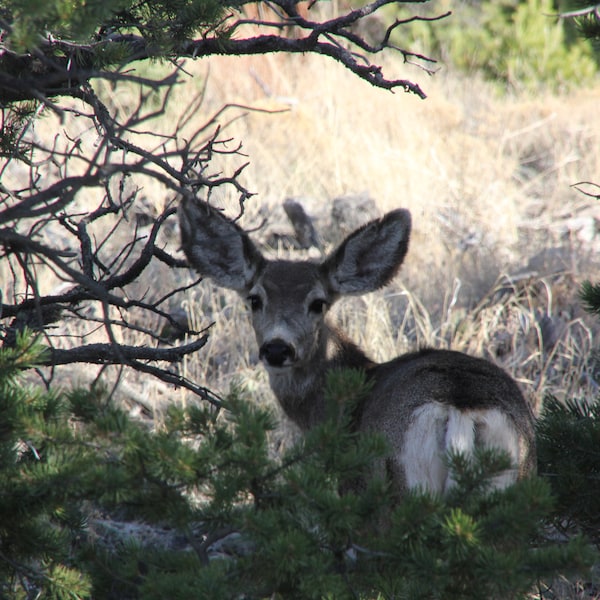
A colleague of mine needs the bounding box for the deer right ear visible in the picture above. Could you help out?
[178,198,264,292]
[324,209,411,295]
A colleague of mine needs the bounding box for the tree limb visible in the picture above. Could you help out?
[0,1,446,104]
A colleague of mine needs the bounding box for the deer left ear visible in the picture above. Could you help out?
[323,209,411,295]
[178,198,265,292]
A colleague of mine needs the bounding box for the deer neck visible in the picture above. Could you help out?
[265,322,374,432]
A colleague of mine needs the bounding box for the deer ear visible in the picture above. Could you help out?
[324,209,411,295]
[178,198,264,292]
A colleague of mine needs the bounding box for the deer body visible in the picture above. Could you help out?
[179,199,536,496]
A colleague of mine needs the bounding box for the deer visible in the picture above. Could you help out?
[178,198,537,497]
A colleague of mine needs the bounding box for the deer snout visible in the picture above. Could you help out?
[259,339,296,368]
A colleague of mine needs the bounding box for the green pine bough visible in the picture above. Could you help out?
[0,331,597,598]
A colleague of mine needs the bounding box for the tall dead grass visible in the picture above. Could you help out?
[4,49,599,422]
[165,53,599,418]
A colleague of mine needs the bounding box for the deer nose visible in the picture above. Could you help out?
[259,339,296,367]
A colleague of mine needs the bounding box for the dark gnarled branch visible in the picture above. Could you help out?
[0,1,448,104]
[0,80,256,406]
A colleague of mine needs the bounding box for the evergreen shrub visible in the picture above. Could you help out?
[403,0,598,91]
[1,332,596,598]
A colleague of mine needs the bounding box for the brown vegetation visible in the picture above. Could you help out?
[2,51,599,433]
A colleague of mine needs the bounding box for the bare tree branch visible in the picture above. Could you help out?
[0,74,259,407]
[45,337,222,408]
[0,1,447,104]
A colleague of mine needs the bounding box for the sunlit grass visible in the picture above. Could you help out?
[4,49,599,426]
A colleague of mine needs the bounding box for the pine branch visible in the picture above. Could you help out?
[580,280,600,316]
[0,1,447,104]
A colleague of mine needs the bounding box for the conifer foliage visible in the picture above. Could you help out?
[1,333,596,598]
[0,0,436,105]
[560,1,600,51]
[537,396,600,540]
[536,275,600,546]
[535,177,600,546]
[0,333,94,597]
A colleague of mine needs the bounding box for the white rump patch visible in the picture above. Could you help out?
[399,403,521,494]
[400,403,448,493]
[472,408,521,490]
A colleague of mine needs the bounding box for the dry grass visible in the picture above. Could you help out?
[3,49,599,422]
[153,53,600,419]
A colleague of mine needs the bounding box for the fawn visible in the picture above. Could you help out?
[178,198,536,495]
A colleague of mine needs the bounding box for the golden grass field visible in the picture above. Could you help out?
[3,43,600,429]
[138,51,600,428]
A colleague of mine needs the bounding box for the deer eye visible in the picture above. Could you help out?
[247,294,263,311]
[308,299,327,314]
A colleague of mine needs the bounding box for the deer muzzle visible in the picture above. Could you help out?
[259,339,296,368]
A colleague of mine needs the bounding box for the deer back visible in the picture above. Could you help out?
[359,348,536,495]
